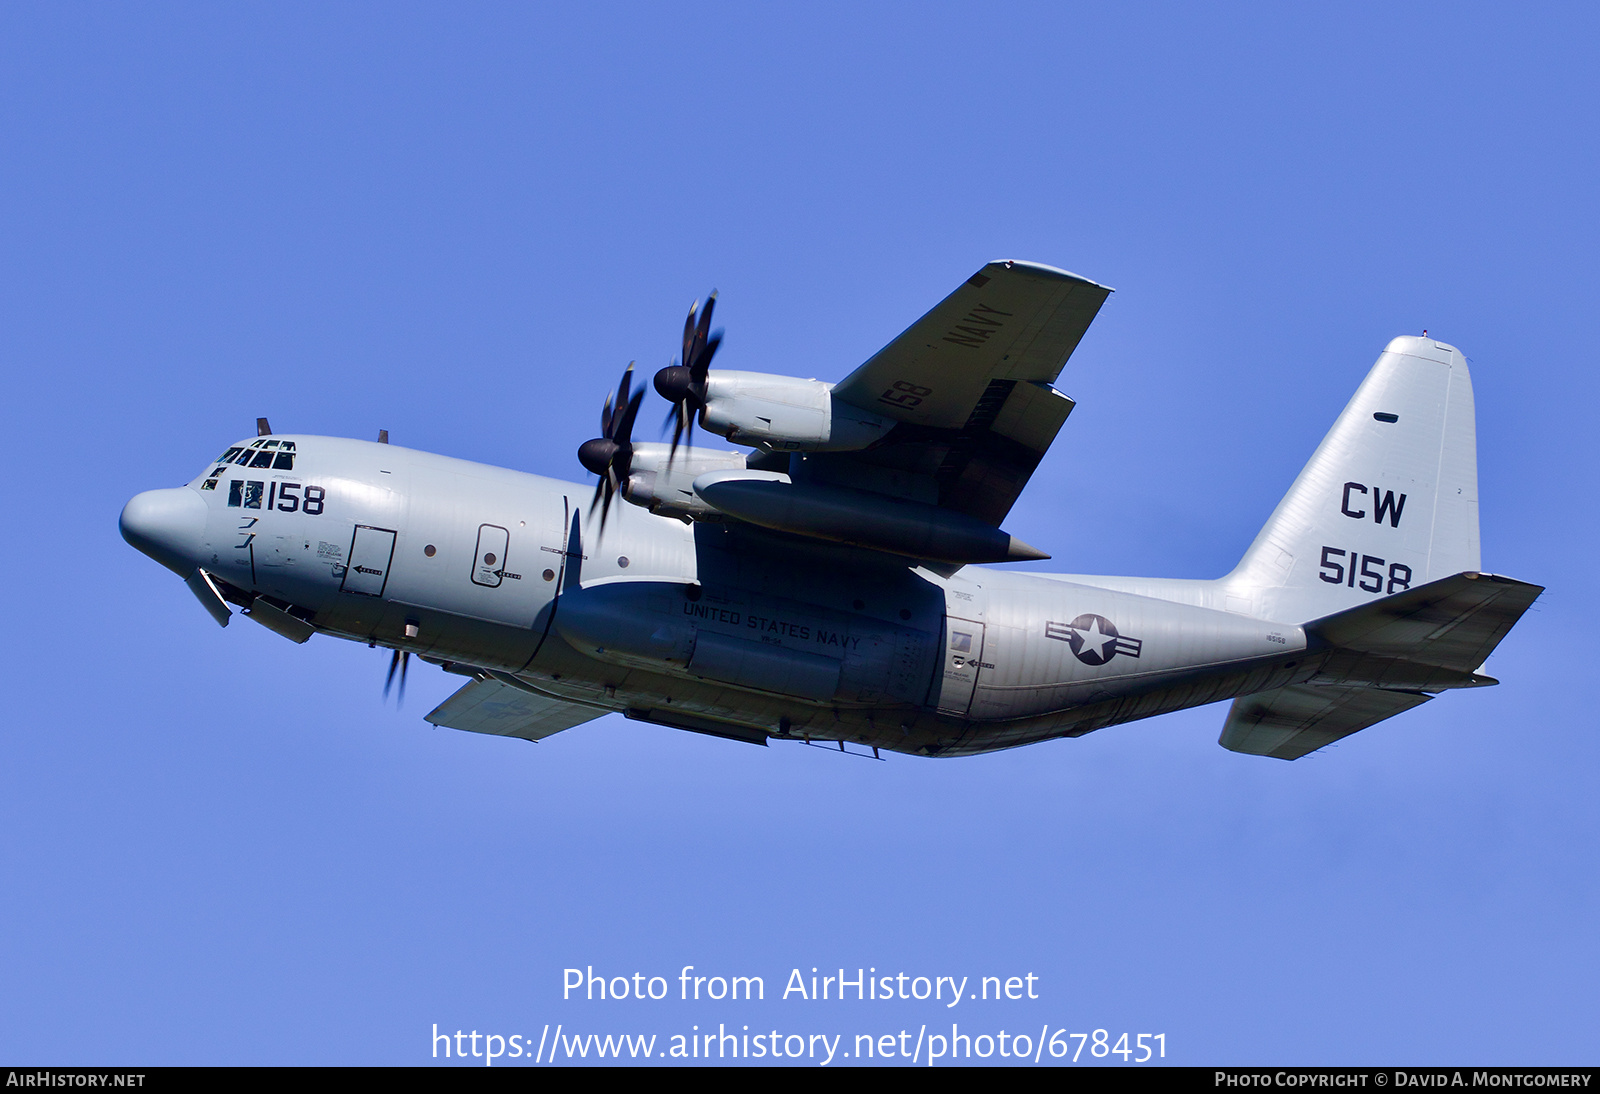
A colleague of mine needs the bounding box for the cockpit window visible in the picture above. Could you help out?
[213,438,297,481]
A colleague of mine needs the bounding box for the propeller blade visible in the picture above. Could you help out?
[398,650,409,707]
[582,362,646,525]
[616,386,644,444]
[657,291,722,465]
[611,364,634,439]
[384,648,401,699]
[665,399,684,461]
[598,470,616,530]
[682,302,698,374]
[691,293,717,375]
[698,331,722,376]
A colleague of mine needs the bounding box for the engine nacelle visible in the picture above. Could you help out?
[622,443,747,521]
[698,371,895,452]
[691,469,1050,564]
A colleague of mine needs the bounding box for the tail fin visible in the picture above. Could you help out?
[1223,336,1480,623]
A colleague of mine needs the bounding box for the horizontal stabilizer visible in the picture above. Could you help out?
[1220,684,1432,760]
[1223,572,1541,759]
[425,677,606,742]
[1308,572,1543,673]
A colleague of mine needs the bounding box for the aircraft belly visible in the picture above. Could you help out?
[552,578,937,708]
[509,638,968,756]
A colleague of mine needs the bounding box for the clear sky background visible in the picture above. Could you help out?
[2,2,1595,1066]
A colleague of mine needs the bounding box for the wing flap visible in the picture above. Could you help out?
[990,380,1076,451]
[424,677,606,742]
[1220,684,1432,760]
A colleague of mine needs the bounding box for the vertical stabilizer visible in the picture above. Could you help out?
[1224,337,1480,623]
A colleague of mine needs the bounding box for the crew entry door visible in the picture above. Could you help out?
[936,616,987,715]
[342,526,397,597]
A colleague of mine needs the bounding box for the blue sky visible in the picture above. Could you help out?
[2,2,1595,1065]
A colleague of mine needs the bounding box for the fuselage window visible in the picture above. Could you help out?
[231,449,254,465]
[249,449,275,468]
[272,451,295,470]
[228,480,243,507]
[217,447,244,464]
[243,480,264,509]
[201,479,218,490]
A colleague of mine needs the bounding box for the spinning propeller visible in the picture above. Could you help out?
[384,648,410,706]
[576,363,644,529]
[653,292,722,459]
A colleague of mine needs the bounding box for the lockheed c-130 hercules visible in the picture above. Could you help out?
[121,260,1540,760]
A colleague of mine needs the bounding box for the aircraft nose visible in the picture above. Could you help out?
[120,487,208,576]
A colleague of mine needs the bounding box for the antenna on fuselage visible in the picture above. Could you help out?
[256,417,272,437]
[378,429,389,444]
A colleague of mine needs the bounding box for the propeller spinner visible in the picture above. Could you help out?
[577,363,645,529]
[653,292,721,459]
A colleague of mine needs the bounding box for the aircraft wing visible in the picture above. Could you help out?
[424,677,607,742]
[821,261,1112,527]
[833,260,1112,428]
[1219,684,1433,760]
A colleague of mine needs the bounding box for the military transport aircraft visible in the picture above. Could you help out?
[120,261,1540,760]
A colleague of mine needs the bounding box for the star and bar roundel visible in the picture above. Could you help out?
[1045,614,1144,666]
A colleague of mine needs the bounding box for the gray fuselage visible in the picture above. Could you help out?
[138,434,1310,756]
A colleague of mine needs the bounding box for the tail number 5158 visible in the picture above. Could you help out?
[1319,546,1411,594]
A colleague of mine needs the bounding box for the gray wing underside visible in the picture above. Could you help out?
[425,677,607,742]
[1220,685,1433,760]
[818,261,1112,527]
[1221,572,1543,760]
